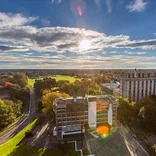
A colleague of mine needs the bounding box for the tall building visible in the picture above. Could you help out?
[120,69,156,101]
[53,97,87,140]
[53,95,118,140]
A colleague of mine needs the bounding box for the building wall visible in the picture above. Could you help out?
[120,72,156,101]
[88,101,96,129]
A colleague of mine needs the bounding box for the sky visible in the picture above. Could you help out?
[0,0,156,69]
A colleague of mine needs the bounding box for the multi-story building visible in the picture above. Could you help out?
[86,95,118,129]
[53,97,87,140]
[120,69,156,101]
[53,95,118,140]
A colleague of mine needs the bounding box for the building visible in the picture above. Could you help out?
[53,97,87,140]
[86,95,118,129]
[120,69,156,101]
[53,95,118,140]
[100,81,120,96]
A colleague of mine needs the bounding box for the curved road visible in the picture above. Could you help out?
[0,88,36,144]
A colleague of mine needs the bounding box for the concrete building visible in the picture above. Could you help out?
[120,69,156,101]
[53,95,118,140]
[86,95,118,129]
[53,97,87,140]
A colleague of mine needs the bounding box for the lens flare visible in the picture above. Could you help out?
[96,126,109,135]
[77,5,82,16]
[102,133,108,139]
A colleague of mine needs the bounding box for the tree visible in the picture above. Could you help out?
[0,99,22,130]
[117,97,133,123]
[10,85,29,111]
[13,73,28,87]
[138,96,156,133]
[41,91,69,115]
[34,78,57,96]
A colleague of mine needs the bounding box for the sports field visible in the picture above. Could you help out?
[28,75,80,86]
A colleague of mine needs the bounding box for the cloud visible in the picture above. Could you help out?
[0,12,37,28]
[1,24,156,53]
[0,12,156,68]
[1,52,156,69]
[0,45,28,52]
[124,51,146,55]
[126,0,148,12]
[105,0,112,13]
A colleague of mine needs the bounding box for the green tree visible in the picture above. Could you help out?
[0,99,22,130]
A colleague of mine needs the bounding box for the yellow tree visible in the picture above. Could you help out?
[41,91,69,114]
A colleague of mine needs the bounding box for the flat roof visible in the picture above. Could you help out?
[62,124,82,132]
[101,83,119,90]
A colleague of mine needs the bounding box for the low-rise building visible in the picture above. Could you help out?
[100,82,120,96]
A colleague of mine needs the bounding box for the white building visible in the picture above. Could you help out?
[120,69,156,101]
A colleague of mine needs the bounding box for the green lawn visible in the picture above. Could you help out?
[28,75,80,87]
[0,118,38,156]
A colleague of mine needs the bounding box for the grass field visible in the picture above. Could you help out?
[0,118,38,156]
[28,75,80,87]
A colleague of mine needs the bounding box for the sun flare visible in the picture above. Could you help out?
[79,39,91,50]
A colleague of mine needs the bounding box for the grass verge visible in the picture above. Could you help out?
[0,118,38,156]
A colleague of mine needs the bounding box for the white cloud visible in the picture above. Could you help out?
[124,51,146,55]
[105,0,112,13]
[126,0,148,12]
[110,51,118,54]
[0,12,37,28]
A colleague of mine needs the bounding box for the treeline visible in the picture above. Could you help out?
[0,99,22,130]
[0,73,28,87]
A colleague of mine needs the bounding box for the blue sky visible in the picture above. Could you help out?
[0,0,156,69]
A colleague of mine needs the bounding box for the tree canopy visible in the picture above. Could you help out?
[0,99,22,130]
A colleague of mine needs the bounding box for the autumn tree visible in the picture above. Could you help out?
[41,90,69,115]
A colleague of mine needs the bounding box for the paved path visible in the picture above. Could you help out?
[0,88,36,144]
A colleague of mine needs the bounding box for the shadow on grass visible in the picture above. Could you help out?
[8,144,81,156]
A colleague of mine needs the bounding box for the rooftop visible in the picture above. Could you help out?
[62,124,82,133]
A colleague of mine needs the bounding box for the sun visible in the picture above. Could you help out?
[79,39,91,50]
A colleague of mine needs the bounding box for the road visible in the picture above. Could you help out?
[0,88,36,144]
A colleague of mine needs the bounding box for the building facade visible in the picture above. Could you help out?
[120,70,156,101]
[53,95,118,140]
